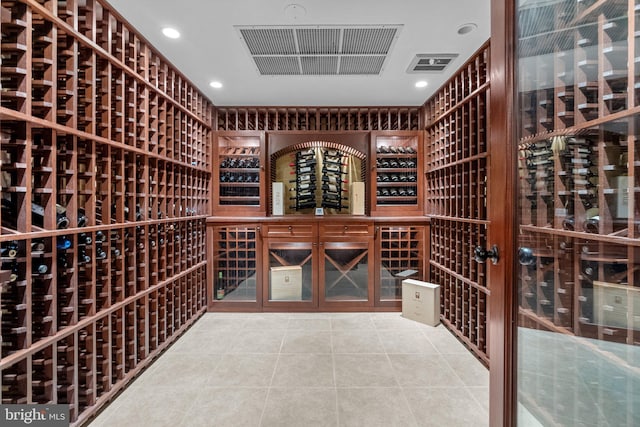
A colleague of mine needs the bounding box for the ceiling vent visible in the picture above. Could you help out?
[407,54,459,73]
[236,25,402,76]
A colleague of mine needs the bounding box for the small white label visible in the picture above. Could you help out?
[555,208,567,217]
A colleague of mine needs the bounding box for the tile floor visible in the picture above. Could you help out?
[87,312,489,427]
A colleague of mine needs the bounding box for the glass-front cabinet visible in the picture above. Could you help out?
[515,1,640,425]
[213,131,265,216]
[370,131,423,216]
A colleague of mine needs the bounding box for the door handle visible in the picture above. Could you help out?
[474,245,499,265]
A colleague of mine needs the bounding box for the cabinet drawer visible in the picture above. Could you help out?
[320,223,373,237]
[264,224,315,237]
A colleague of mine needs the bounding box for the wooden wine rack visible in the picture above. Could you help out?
[0,1,211,425]
[215,106,422,131]
[517,0,640,346]
[377,225,428,303]
[424,42,490,364]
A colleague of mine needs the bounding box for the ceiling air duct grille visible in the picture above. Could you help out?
[236,25,402,76]
[407,54,459,74]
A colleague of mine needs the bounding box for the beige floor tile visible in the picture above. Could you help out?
[337,387,418,427]
[89,385,199,427]
[376,329,439,354]
[330,314,375,330]
[388,353,464,387]
[242,316,291,330]
[261,387,338,427]
[403,387,489,427]
[334,354,398,387]
[468,386,490,413]
[443,352,489,387]
[422,328,471,354]
[208,354,278,387]
[190,315,247,331]
[132,353,221,388]
[168,328,239,354]
[372,314,421,330]
[332,330,384,353]
[287,318,332,330]
[178,387,267,427]
[228,329,285,353]
[272,354,335,387]
[281,330,332,353]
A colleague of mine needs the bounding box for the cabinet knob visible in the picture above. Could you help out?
[288,226,292,232]
[474,245,499,265]
[344,226,348,231]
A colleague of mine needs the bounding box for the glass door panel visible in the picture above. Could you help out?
[266,242,314,302]
[322,242,370,301]
[212,225,258,302]
[516,1,640,425]
[378,225,427,302]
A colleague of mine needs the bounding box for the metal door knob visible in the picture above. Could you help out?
[474,245,499,265]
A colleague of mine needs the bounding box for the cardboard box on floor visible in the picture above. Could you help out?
[401,279,440,327]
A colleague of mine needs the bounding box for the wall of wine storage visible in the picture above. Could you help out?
[423,42,490,364]
[215,106,422,132]
[0,1,211,425]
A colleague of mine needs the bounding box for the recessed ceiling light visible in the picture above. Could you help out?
[162,27,180,39]
[284,3,306,20]
[457,23,477,35]
[209,81,223,89]
[415,81,428,88]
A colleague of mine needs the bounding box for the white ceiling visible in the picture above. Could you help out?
[106,0,490,107]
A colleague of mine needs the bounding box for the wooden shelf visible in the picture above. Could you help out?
[423,42,490,361]
[0,1,211,424]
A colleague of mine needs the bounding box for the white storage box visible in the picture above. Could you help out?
[402,279,440,326]
[270,265,302,301]
[272,182,284,216]
[350,182,365,215]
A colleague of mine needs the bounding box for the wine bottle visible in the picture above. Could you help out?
[216,271,225,299]
[32,262,48,275]
[295,166,314,174]
[57,253,69,269]
[56,236,72,250]
[1,241,19,258]
[111,247,121,257]
[562,216,575,231]
[77,209,88,227]
[95,231,106,243]
[321,184,342,193]
[31,201,69,229]
[78,247,91,264]
[95,246,107,260]
[31,240,46,252]
[9,261,19,282]
[583,208,599,233]
[79,233,92,245]
[290,159,316,168]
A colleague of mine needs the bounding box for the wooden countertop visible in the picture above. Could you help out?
[206,215,430,224]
